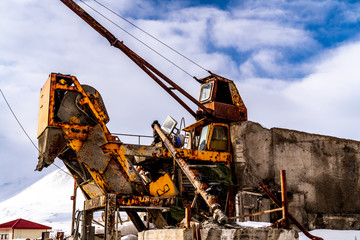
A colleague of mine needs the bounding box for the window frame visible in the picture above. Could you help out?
[199,81,214,103]
[207,123,230,152]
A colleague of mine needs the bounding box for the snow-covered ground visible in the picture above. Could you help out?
[299,229,360,240]
[0,168,359,240]
[0,168,84,234]
[237,221,360,240]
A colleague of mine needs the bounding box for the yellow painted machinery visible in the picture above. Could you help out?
[36,1,249,240]
[36,72,247,233]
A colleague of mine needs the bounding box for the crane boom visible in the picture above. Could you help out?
[60,0,213,119]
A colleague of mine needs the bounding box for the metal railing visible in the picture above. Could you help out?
[111,132,153,145]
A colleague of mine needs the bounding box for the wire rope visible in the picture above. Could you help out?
[91,0,209,73]
[0,89,71,177]
[79,0,199,79]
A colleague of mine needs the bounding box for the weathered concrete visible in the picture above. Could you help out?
[138,228,298,240]
[230,121,360,230]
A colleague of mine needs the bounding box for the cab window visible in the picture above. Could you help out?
[209,125,229,151]
[198,125,209,150]
[199,83,213,102]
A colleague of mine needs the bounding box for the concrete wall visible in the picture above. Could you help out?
[230,121,360,230]
[139,228,298,240]
[13,229,47,239]
[0,229,11,240]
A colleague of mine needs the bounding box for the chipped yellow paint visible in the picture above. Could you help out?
[68,139,83,152]
[70,116,81,124]
[149,173,178,197]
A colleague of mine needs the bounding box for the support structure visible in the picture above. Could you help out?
[104,194,116,240]
[71,181,77,235]
[260,170,324,240]
[280,170,289,228]
[153,124,228,224]
[81,193,172,240]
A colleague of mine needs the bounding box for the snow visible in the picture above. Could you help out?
[236,222,360,240]
[236,221,272,228]
[0,167,84,235]
[299,229,360,240]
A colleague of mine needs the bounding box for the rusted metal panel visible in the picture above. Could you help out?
[36,127,67,171]
[177,149,231,162]
[116,195,176,207]
[80,180,104,199]
[78,125,111,172]
[84,195,106,211]
[37,76,51,137]
[203,102,246,122]
[122,143,231,163]
[101,159,136,194]
[229,82,247,113]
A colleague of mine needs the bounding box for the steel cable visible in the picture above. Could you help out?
[91,0,209,73]
[0,88,71,177]
[79,0,204,79]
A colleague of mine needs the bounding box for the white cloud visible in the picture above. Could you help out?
[212,17,314,51]
[239,49,283,77]
[231,0,339,24]
[240,40,360,140]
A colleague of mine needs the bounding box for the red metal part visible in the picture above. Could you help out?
[280,170,289,229]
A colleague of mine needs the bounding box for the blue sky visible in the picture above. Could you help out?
[1,0,360,201]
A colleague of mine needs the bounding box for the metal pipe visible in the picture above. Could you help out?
[71,181,77,235]
[153,124,228,224]
[230,208,283,220]
[280,170,289,228]
[116,208,119,240]
[234,192,241,224]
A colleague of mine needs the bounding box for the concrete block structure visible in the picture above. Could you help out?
[230,121,360,230]
[139,228,298,240]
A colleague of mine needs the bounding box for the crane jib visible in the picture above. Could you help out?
[59,0,213,118]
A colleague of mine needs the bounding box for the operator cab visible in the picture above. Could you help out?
[183,119,230,152]
[197,74,247,122]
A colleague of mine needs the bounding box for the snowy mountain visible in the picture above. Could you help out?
[0,167,84,234]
